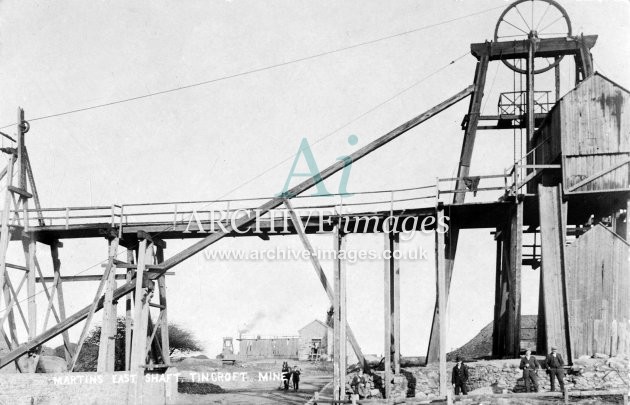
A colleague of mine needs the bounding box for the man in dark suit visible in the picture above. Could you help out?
[545,347,565,392]
[451,356,469,395]
[519,349,540,392]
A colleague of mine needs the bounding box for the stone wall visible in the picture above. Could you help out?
[0,370,179,405]
[399,355,629,398]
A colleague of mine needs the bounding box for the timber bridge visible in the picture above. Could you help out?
[0,0,628,403]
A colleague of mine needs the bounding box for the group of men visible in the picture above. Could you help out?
[451,347,567,395]
[520,347,566,393]
[349,370,373,399]
[281,362,301,391]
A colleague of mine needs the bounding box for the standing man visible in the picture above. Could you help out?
[291,365,301,391]
[519,349,540,392]
[545,347,565,392]
[451,356,469,395]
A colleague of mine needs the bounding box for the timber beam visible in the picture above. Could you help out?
[471,35,598,61]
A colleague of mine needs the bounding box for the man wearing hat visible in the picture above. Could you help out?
[545,347,565,392]
[519,349,540,392]
[451,356,469,395]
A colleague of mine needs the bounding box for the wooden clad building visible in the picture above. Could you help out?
[564,225,630,358]
[530,73,630,194]
[237,336,299,359]
[297,319,332,361]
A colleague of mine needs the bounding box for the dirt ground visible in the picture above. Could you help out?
[173,358,332,404]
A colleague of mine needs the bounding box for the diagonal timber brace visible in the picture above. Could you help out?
[283,198,366,370]
[0,85,474,369]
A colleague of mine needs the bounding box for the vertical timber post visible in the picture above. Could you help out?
[384,229,401,398]
[526,34,536,148]
[156,246,170,365]
[51,241,72,363]
[97,235,120,372]
[129,238,153,404]
[391,232,400,375]
[427,53,488,363]
[125,248,135,370]
[333,226,347,401]
[383,232,392,399]
[435,206,447,396]
[25,237,37,372]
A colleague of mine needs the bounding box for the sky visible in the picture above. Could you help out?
[0,0,628,359]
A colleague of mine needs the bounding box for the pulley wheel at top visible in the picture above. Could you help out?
[494,0,572,74]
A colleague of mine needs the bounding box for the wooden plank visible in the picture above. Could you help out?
[538,185,570,359]
[0,87,475,369]
[435,208,447,396]
[97,236,120,372]
[283,198,366,369]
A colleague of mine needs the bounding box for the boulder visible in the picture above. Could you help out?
[36,356,67,373]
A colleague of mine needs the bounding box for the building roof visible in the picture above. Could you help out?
[298,319,330,333]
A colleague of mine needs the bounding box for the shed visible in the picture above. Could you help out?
[298,319,332,361]
[529,73,629,194]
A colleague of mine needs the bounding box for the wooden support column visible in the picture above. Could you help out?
[538,184,571,361]
[384,230,401,398]
[554,57,561,102]
[125,248,135,370]
[51,242,72,363]
[130,239,153,370]
[493,200,523,358]
[508,201,523,357]
[283,198,366,369]
[129,238,154,404]
[427,56,488,363]
[435,208,447,397]
[24,237,38,372]
[97,236,120,372]
[155,246,170,365]
[391,233,400,375]
[333,226,347,401]
[384,232,392,399]
[526,35,536,147]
